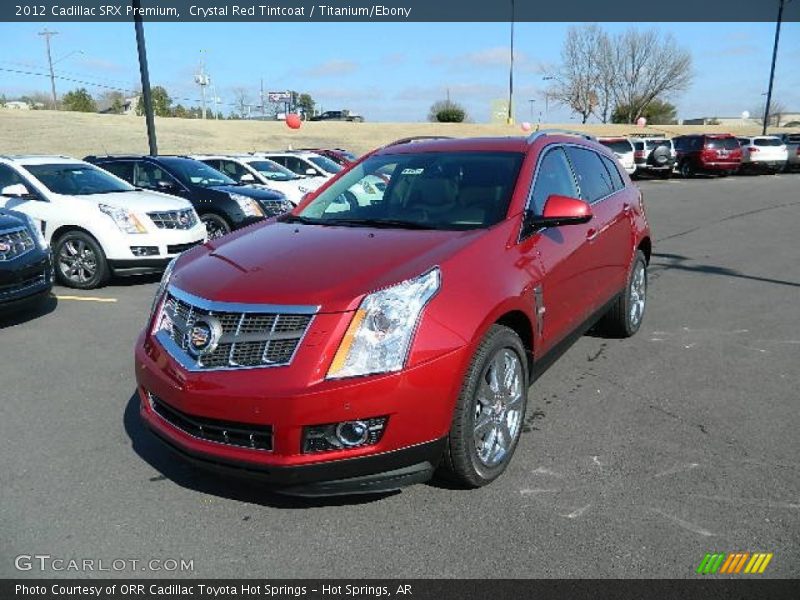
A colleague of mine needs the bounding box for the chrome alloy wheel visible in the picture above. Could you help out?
[58,238,98,284]
[629,261,647,328]
[202,215,229,240]
[473,348,524,467]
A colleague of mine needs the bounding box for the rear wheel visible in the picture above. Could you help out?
[440,325,529,488]
[54,231,110,289]
[599,250,647,338]
[200,213,232,240]
[679,160,694,178]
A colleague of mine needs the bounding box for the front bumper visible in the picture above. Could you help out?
[100,223,207,264]
[0,249,53,309]
[134,329,468,495]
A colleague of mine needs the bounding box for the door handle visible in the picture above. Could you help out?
[586,227,599,241]
[623,203,632,213]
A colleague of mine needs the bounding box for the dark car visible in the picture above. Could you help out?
[309,110,364,123]
[672,134,742,177]
[85,155,293,239]
[0,208,53,314]
[298,148,358,166]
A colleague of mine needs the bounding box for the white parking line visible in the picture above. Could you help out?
[55,295,118,303]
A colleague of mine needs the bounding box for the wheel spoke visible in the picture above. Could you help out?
[474,411,493,436]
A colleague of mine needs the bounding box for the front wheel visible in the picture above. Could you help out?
[53,231,110,289]
[200,213,232,240]
[599,250,647,338]
[440,325,529,488]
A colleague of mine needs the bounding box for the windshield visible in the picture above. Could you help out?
[248,160,300,181]
[754,138,783,147]
[159,157,236,187]
[308,155,343,174]
[24,163,134,195]
[600,140,632,154]
[295,151,524,230]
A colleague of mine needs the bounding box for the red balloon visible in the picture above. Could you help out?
[285,113,302,129]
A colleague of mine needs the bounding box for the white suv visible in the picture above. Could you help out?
[597,138,637,175]
[0,155,206,289]
[193,154,322,205]
[737,136,788,174]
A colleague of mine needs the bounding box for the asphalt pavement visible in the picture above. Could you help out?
[1,173,799,578]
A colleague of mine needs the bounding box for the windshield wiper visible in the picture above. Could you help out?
[280,214,322,225]
[323,218,437,230]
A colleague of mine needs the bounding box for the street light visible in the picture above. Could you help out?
[528,99,535,121]
[762,0,787,134]
[507,0,515,125]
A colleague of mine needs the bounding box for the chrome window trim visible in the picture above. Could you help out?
[167,284,320,315]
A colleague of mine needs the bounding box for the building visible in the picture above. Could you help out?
[683,113,800,127]
[2,101,33,110]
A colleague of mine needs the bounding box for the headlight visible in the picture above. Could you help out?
[150,257,177,318]
[23,214,48,250]
[327,268,441,379]
[229,193,265,217]
[99,204,147,234]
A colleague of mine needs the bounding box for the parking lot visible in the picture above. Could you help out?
[1,173,799,578]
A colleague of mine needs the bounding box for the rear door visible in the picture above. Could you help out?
[565,146,632,307]
[521,145,595,353]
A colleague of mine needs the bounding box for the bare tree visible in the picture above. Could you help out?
[751,97,787,127]
[231,86,250,118]
[546,25,607,123]
[609,29,692,123]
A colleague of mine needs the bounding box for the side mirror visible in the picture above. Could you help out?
[240,173,256,183]
[523,194,592,236]
[156,180,177,192]
[1,183,31,197]
[305,168,318,176]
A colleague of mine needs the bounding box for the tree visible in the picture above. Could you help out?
[428,99,467,123]
[172,104,189,119]
[612,97,677,124]
[61,88,97,112]
[751,98,787,127]
[608,28,692,124]
[296,93,315,118]
[19,92,51,109]
[231,86,250,117]
[136,86,172,117]
[546,24,608,123]
[0,94,6,108]
[98,90,126,114]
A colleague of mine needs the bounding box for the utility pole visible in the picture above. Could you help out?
[762,0,785,134]
[38,28,59,110]
[132,0,157,155]
[260,78,265,118]
[195,55,209,119]
[507,0,515,125]
[528,99,535,121]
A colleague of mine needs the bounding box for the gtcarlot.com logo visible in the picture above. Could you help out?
[696,552,773,575]
[14,554,194,572]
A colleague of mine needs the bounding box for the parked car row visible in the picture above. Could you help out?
[599,132,799,178]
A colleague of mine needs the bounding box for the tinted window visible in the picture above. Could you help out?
[217,160,249,180]
[134,162,177,190]
[100,161,134,182]
[247,160,299,181]
[158,157,235,188]
[308,155,343,174]
[705,137,739,150]
[565,147,613,203]
[754,138,783,147]
[601,156,625,191]
[529,147,579,214]
[0,164,27,190]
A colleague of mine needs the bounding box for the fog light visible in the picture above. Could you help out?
[130,246,159,257]
[303,417,387,453]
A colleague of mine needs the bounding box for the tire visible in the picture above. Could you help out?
[599,250,647,338]
[200,213,232,240]
[679,160,694,178]
[440,325,529,488]
[53,230,110,289]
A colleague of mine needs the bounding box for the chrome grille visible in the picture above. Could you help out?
[257,198,293,217]
[153,286,316,371]
[0,228,35,261]
[148,209,198,230]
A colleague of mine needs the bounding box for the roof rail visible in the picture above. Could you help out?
[383,136,453,148]
[527,129,596,144]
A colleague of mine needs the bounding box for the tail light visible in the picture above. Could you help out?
[749,147,759,153]
[634,151,645,159]
[796,147,800,156]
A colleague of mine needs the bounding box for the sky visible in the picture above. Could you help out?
[0,21,799,123]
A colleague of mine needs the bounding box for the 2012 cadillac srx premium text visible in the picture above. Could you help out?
[135,132,652,496]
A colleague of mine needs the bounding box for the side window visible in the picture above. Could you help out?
[529,147,579,214]
[601,156,624,191]
[201,159,221,171]
[0,164,27,191]
[218,160,246,180]
[565,147,613,203]
[100,161,134,183]
[134,162,175,190]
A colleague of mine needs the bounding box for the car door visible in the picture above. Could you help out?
[0,164,53,239]
[565,146,632,307]
[519,146,596,354]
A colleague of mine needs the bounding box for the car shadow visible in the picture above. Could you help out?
[0,293,58,329]
[122,391,399,508]
[110,273,162,287]
[651,252,800,289]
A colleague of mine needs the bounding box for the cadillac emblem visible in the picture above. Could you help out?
[0,241,10,253]
[185,317,223,357]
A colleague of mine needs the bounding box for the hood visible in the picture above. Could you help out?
[210,184,285,200]
[0,208,27,231]
[69,190,192,213]
[171,221,481,313]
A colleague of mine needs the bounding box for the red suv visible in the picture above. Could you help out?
[135,131,651,496]
[672,133,742,177]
